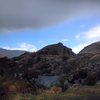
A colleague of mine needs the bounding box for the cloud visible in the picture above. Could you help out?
[61,39,68,42]
[76,25,100,41]
[72,43,91,53]
[3,43,36,52]
[0,0,100,32]
[75,34,81,40]
[83,26,100,40]
[73,25,100,53]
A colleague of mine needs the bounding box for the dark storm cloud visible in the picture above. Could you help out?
[0,0,100,32]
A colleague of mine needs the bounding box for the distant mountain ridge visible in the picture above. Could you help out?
[0,48,26,58]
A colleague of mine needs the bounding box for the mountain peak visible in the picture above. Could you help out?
[37,43,75,57]
[57,42,63,46]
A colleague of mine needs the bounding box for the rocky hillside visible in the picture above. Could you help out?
[67,41,100,85]
[37,42,75,57]
[79,41,100,54]
[12,42,76,76]
[0,41,100,92]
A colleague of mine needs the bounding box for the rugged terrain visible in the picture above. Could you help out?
[0,41,100,97]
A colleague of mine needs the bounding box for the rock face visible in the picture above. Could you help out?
[79,41,100,54]
[0,48,26,58]
[37,42,75,57]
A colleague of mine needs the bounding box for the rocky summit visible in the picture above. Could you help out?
[37,42,75,57]
[0,41,100,91]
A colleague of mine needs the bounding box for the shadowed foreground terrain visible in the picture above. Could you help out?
[1,86,100,100]
[33,86,100,100]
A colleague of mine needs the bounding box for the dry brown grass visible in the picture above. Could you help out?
[50,86,62,93]
[1,85,100,100]
[32,85,100,100]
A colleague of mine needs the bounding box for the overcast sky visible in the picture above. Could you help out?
[0,0,100,53]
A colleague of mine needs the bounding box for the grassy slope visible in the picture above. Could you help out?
[18,86,100,100]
